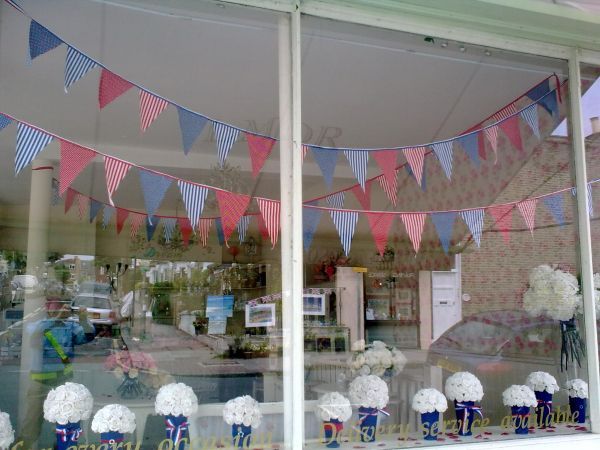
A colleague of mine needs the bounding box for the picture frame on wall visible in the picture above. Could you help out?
[245,303,276,327]
[303,294,326,315]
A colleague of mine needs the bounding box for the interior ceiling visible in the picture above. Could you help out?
[0,0,578,211]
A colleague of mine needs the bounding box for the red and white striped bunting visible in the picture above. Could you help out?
[403,147,426,187]
[365,212,394,256]
[104,156,131,206]
[140,90,169,132]
[488,204,514,243]
[129,213,145,239]
[400,213,426,254]
[256,198,280,248]
[198,218,213,247]
[517,198,537,234]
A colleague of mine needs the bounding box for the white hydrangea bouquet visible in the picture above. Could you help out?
[348,375,389,443]
[566,379,588,399]
[349,340,407,378]
[526,371,559,428]
[316,392,353,448]
[43,382,93,450]
[223,395,262,448]
[0,412,14,450]
[502,385,537,435]
[444,372,484,436]
[523,265,585,370]
[155,383,198,449]
[91,404,136,444]
[411,389,447,441]
[566,379,588,424]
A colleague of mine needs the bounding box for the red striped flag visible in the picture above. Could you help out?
[403,147,426,187]
[98,69,133,109]
[373,149,397,196]
[215,191,252,243]
[177,217,193,247]
[352,182,372,210]
[104,156,131,206]
[400,213,426,254]
[517,199,537,234]
[116,208,129,235]
[494,104,523,152]
[140,90,169,132]
[484,125,499,162]
[59,140,97,196]
[258,214,270,240]
[246,133,276,178]
[129,213,145,239]
[301,144,310,163]
[488,204,513,243]
[365,212,394,256]
[378,175,397,206]
[256,198,280,248]
[198,218,213,247]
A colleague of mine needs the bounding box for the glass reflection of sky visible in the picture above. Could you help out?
[554,76,600,136]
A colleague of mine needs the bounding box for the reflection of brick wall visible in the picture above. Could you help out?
[461,137,600,316]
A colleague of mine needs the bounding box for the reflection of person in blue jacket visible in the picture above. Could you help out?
[18,297,95,448]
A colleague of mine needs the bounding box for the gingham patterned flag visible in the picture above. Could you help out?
[129,213,145,239]
[177,180,208,229]
[64,46,97,92]
[64,189,76,214]
[517,199,537,234]
[116,208,129,235]
[146,216,160,241]
[237,215,251,242]
[139,169,172,221]
[215,190,251,243]
[488,204,513,244]
[59,140,97,195]
[104,156,131,206]
[257,198,281,248]
[162,218,177,243]
[543,193,565,226]
[484,125,499,162]
[365,212,394,256]
[247,133,276,178]
[198,218,213,247]
[351,182,371,210]
[378,174,397,206]
[177,217,193,247]
[302,203,322,251]
[326,192,345,209]
[400,213,426,254]
[460,208,485,247]
[311,147,338,189]
[344,149,369,191]
[494,104,523,152]
[431,211,456,254]
[177,107,208,155]
[431,141,454,180]
[139,90,169,132]
[16,123,54,174]
[102,205,115,229]
[213,122,239,167]
[0,115,13,132]
[520,104,541,139]
[457,132,480,167]
[403,147,426,187]
[29,20,62,60]
[329,210,359,256]
[99,69,134,109]
[89,199,103,223]
[76,194,87,220]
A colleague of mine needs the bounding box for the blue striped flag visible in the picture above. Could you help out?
[162,218,177,243]
[146,216,160,241]
[542,193,565,226]
[303,204,322,251]
[344,149,369,190]
[431,211,456,254]
[571,184,594,217]
[460,209,485,247]
[102,205,115,228]
[177,107,208,155]
[237,215,251,242]
[0,115,12,132]
[89,199,103,223]
[520,104,540,139]
[326,192,345,209]
[311,147,338,189]
[16,123,54,174]
[65,46,97,92]
[329,210,359,256]
[213,122,239,167]
[139,169,172,222]
[177,180,208,229]
[29,20,62,60]
[431,141,454,180]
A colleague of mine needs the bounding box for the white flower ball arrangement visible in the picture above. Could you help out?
[43,382,94,425]
[0,412,14,450]
[566,379,588,399]
[350,340,407,377]
[91,404,136,434]
[523,265,581,321]
[348,375,389,410]
[154,383,199,417]
[502,385,538,407]
[444,372,484,402]
[526,371,559,394]
[411,389,448,414]
[223,395,263,428]
[315,392,353,422]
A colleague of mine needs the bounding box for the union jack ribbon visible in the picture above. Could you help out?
[56,425,82,443]
[165,417,189,446]
[537,399,553,422]
[455,403,483,434]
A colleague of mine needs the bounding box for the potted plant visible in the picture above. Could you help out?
[566,379,588,423]
[502,385,538,435]
[91,404,136,445]
[0,412,14,450]
[348,375,389,442]
[223,395,263,448]
[315,392,353,448]
[411,388,448,441]
[155,383,198,450]
[526,371,559,428]
[444,372,484,436]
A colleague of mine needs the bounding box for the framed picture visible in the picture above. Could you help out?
[245,303,276,327]
[303,294,326,316]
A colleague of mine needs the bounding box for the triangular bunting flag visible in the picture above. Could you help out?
[16,123,54,174]
[146,216,160,241]
[162,218,177,243]
[352,182,372,210]
[213,122,239,167]
[478,132,487,161]
[65,46,97,92]
[64,189,76,214]
[460,209,485,247]
[257,198,281,249]
[431,211,456,254]
[483,126,498,162]
[29,21,62,60]
[139,170,172,221]
[130,213,145,239]
[258,214,270,241]
[177,181,208,229]
[198,218,213,247]
[0,115,12,132]
[311,147,338,189]
[99,69,134,109]
[378,175,397,206]
[373,150,397,193]
[237,215,251,242]
[102,205,115,229]
[301,144,309,163]
[89,199,103,223]
[247,133,276,178]
[104,156,131,206]
[177,217,193,247]
[495,106,523,152]
[51,179,60,206]
[543,193,565,226]
[403,147,426,187]
[520,104,541,139]
[215,218,225,246]
[59,140,97,195]
[177,107,208,155]
[457,133,480,167]
[140,90,169,132]
[343,149,369,190]
[526,79,558,118]
[517,199,537,234]
[329,210,359,256]
[431,141,454,180]
[76,194,87,220]
[571,185,594,217]
[303,202,322,251]
[326,192,345,209]
[215,190,252,243]
[488,204,513,244]
[116,208,129,235]
[400,213,426,254]
[365,212,394,256]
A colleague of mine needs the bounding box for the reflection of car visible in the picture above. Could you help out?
[427,310,580,424]
[11,275,40,305]
[70,294,118,333]
[77,282,112,297]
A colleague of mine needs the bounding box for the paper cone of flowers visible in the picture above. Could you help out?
[502,385,537,435]
[315,392,352,448]
[223,395,262,448]
[348,375,389,443]
[444,372,484,436]
[526,371,559,428]
[155,383,198,450]
[349,340,407,378]
[91,404,136,444]
[412,388,447,441]
[43,382,93,450]
[566,379,588,424]
[0,412,14,450]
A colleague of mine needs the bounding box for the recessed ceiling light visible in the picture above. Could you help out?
[459,45,466,52]
[484,49,492,56]
[441,42,448,48]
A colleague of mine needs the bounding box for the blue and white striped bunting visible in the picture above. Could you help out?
[344,149,369,191]
[326,192,345,209]
[213,122,239,167]
[237,215,251,242]
[16,123,54,174]
[162,218,177,243]
[431,141,454,180]
[177,180,208,229]
[460,208,484,247]
[520,104,540,139]
[65,46,98,92]
[571,184,594,217]
[329,210,359,256]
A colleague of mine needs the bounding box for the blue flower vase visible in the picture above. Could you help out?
[569,397,586,424]
[454,400,477,436]
[100,431,125,445]
[534,390,553,428]
[165,414,189,450]
[511,406,530,434]
[357,407,378,443]
[323,419,343,448]
[55,422,82,450]
[420,411,440,441]
[232,423,252,448]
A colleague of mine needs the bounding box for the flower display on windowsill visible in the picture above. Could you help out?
[348,375,389,443]
[104,350,167,398]
[444,372,484,436]
[412,388,447,441]
[155,383,198,450]
[349,340,407,378]
[91,404,136,444]
[566,379,588,424]
[526,371,559,428]
[0,412,14,450]
[223,395,262,448]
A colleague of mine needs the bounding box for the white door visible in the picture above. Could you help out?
[431,270,461,341]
